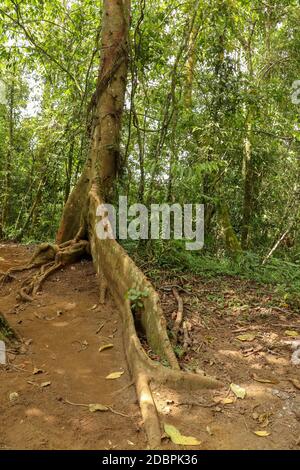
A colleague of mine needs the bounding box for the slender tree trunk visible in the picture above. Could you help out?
[241,110,253,249]
[1,76,15,235]
[184,7,200,109]
[218,202,242,257]
[17,178,45,240]
[64,138,75,203]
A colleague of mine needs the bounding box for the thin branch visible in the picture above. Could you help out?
[0,7,83,94]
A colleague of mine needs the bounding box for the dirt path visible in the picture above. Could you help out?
[0,244,146,450]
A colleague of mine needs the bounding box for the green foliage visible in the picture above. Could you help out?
[0,0,299,281]
[173,344,185,359]
[125,287,149,312]
[0,314,16,343]
[124,238,300,309]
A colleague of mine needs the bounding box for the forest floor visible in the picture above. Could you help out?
[0,244,146,450]
[152,272,300,449]
[0,244,300,450]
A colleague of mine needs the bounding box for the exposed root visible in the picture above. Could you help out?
[1,264,36,285]
[136,373,161,449]
[19,262,63,301]
[1,239,90,302]
[0,271,17,283]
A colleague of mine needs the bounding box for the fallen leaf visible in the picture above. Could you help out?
[33,367,44,375]
[164,424,201,446]
[127,440,135,446]
[90,304,98,310]
[106,371,124,380]
[230,383,246,399]
[236,333,256,342]
[89,403,109,412]
[99,344,114,353]
[40,381,51,388]
[285,330,299,337]
[254,430,270,437]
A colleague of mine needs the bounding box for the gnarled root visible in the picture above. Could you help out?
[0,243,60,287]
[10,239,90,302]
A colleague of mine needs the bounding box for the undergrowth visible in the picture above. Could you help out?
[121,239,300,309]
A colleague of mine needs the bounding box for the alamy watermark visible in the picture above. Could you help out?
[95,197,204,251]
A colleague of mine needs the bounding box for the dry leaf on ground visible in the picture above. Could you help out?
[285,330,299,337]
[164,424,201,446]
[254,430,270,437]
[40,381,51,388]
[99,344,114,353]
[89,404,109,412]
[230,383,246,399]
[236,333,256,342]
[106,371,124,380]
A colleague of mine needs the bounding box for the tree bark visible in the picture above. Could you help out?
[56,0,130,244]
[1,73,15,235]
[241,111,253,249]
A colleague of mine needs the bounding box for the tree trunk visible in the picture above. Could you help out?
[241,109,253,249]
[56,0,130,244]
[217,202,242,258]
[1,75,15,235]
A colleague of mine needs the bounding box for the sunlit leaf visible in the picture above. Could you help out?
[254,430,270,437]
[230,383,246,399]
[89,403,109,412]
[106,371,124,380]
[236,333,256,342]
[99,343,113,353]
[164,424,201,446]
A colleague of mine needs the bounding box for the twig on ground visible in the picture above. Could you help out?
[111,381,135,395]
[96,321,107,334]
[63,398,130,417]
[175,400,216,408]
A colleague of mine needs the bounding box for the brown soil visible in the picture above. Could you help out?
[152,273,300,450]
[0,244,146,450]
